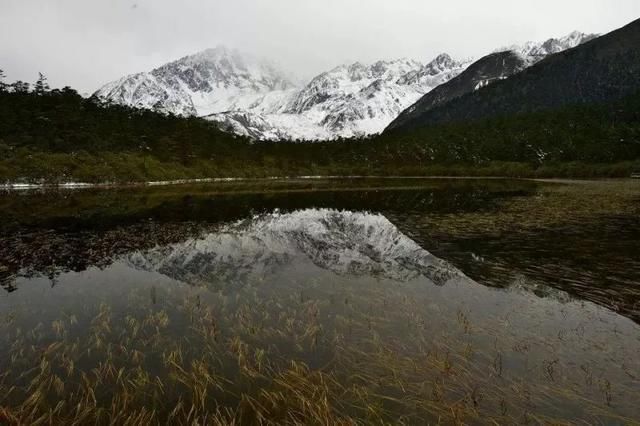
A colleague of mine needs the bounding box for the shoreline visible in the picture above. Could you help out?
[0,175,633,192]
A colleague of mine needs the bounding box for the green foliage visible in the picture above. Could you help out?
[10,81,30,93]
[0,85,639,183]
[378,93,640,166]
[34,72,50,95]
[0,69,6,92]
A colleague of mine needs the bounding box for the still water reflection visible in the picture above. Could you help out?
[0,179,638,424]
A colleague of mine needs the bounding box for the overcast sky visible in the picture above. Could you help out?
[1,0,639,93]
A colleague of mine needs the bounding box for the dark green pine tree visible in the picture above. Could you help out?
[0,69,6,92]
[11,80,30,93]
[34,72,50,95]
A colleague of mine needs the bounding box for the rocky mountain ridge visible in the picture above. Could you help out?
[95,31,597,140]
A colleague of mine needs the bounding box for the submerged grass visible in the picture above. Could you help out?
[1,179,639,424]
[1,270,639,425]
[391,180,640,323]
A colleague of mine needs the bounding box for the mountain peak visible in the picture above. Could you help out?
[197,45,236,60]
[95,28,602,142]
[432,53,454,64]
[177,46,258,70]
[563,30,589,40]
[557,31,597,47]
[94,45,297,117]
[423,53,462,74]
[203,44,232,54]
[387,19,637,133]
[171,46,296,84]
[496,31,599,63]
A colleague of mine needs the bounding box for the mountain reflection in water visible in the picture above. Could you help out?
[127,209,463,288]
[0,179,639,423]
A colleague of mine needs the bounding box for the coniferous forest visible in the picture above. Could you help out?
[1,71,639,183]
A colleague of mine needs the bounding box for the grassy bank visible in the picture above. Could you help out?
[1,151,638,184]
[1,89,639,184]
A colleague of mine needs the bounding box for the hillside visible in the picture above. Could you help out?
[1,86,639,183]
[95,49,470,140]
[387,51,528,131]
[93,31,592,141]
[386,19,640,133]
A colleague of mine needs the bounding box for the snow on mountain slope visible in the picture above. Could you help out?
[496,31,599,65]
[473,31,598,94]
[203,55,470,140]
[205,111,333,141]
[94,46,297,117]
[286,59,425,114]
[94,31,596,141]
[282,55,471,138]
[96,72,198,116]
[126,209,464,286]
[386,31,599,132]
[95,49,470,141]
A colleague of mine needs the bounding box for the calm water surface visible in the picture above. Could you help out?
[0,179,639,424]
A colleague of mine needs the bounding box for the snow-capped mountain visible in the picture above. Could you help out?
[126,209,465,286]
[94,46,298,117]
[386,31,598,132]
[207,55,470,139]
[497,31,598,65]
[94,50,470,140]
[282,55,469,137]
[94,31,597,141]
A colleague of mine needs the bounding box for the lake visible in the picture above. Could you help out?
[0,178,639,424]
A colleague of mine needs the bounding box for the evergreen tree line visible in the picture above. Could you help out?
[0,70,639,182]
[0,70,50,94]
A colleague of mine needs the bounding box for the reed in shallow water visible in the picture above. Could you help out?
[0,269,639,425]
